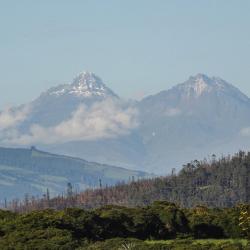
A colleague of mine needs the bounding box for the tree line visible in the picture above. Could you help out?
[4,151,250,212]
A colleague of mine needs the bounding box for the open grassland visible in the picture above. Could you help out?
[82,238,250,249]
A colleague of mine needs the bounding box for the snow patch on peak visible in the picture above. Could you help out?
[72,71,99,86]
[193,76,209,96]
[175,74,250,103]
[50,87,67,96]
[47,71,117,98]
[70,71,106,97]
[177,74,212,98]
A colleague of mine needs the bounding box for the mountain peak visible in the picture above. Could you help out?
[72,71,100,86]
[190,73,211,82]
[189,73,226,87]
[70,71,107,96]
[46,71,117,98]
[173,74,249,102]
[189,74,211,96]
[176,73,214,97]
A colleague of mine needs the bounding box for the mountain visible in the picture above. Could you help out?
[137,74,250,172]
[22,71,118,128]
[0,146,150,202]
[1,72,250,174]
[7,71,145,170]
[48,71,116,98]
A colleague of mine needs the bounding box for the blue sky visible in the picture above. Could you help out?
[0,0,250,108]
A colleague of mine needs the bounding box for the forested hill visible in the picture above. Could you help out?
[0,147,150,202]
[12,151,250,212]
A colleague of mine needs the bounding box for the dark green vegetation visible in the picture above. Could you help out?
[15,151,249,211]
[0,146,150,202]
[1,151,250,249]
[0,202,249,249]
[82,238,249,250]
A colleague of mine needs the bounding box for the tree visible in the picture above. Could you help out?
[239,205,250,239]
[67,183,73,198]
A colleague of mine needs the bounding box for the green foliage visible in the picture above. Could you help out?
[0,203,249,249]
[149,201,189,238]
[185,206,243,239]
[0,228,77,250]
[81,238,249,250]
[239,205,250,239]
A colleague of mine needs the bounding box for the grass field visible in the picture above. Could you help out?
[146,239,249,246]
[82,238,250,250]
[144,239,250,249]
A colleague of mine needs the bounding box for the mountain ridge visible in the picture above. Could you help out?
[1,72,250,174]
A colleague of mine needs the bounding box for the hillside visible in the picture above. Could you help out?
[0,147,150,202]
[11,150,250,211]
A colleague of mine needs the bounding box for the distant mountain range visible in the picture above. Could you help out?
[0,146,150,202]
[1,71,250,174]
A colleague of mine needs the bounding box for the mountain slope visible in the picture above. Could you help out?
[137,74,250,172]
[0,146,151,202]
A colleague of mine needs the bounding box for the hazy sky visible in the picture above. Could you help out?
[0,0,250,108]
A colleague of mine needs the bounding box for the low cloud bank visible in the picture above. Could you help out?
[0,106,30,131]
[2,99,138,145]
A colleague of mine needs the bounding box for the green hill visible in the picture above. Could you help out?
[0,146,151,202]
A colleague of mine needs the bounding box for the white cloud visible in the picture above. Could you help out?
[0,106,30,131]
[240,127,250,137]
[165,108,181,117]
[4,99,138,145]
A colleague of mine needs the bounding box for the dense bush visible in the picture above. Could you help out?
[0,203,249,249]
[80,238,249,250]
